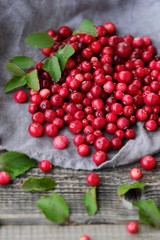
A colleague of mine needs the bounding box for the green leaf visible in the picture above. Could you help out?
[4,76,26,92]
[6,62,25,76]
[117,182,146,196]
[55,44,75,71]
[73,19,98,37]
[0,151,36,179]
[133,199,160,228]
[43,56,61,82]
[10,56,35,69]
[36,193,70,224]
[25,33,54,48]
[25,69,40,90]
[21,177,56,192]
[83,187,97,216]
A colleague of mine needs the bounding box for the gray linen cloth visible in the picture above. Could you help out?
[1,0,160,170]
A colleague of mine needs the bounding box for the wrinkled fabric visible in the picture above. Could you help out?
[1,0,160,170]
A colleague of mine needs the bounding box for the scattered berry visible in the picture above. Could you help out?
[0,171,11,185]
[14,90,28,103]
[140,155,156,170]
[53,135,68,149]
[86,173,100,186]
[126,221,139,234]
[130,168,143,180]
[39,160,52,172]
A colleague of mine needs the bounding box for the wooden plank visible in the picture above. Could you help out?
[0,154,160,225]
[0,224,160,240]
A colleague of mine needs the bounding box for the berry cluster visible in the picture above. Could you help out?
[14,21,160,165]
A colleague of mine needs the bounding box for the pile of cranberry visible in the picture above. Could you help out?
[14,21,160,166]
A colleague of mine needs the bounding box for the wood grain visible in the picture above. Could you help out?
[0,154,160,226]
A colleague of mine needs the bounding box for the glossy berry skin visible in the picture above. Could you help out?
[39,160,52,173]
[32,112,45,124]
[45,124,58,137]
[144,120,158,131]
[79,235,91,240]
[14,90,28,103]
[0,171,11,185]
[69,120,83,134]
[53,135,68,150]
[92,151,107,165]
[28,123,44,137]
[86,173,100,186]
[130,168,143,180]
[140,155,156,170]
[94,136,110,152]
[77,144,90,156]
[126,221,139,234]
[73,134,86,146]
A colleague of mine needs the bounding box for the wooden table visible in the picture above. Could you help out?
[0,154,160,239]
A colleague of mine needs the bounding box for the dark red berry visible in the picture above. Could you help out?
[77,144,90,156]
[86,173,100,186]
[14,90,28,103]
[140,155,156,170]
[92,151,107,165]
[39,160,52,172]
[28,123,44,137]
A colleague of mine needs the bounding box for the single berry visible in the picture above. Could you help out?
[45,124,58,137]
[92,151,107,165]
[39,160,52,172]
[130,168,143,180]
[86,173,100,186]
[140,155,156,170]
[77,144,90,156]
[53,135,68,149]
[73,134,86,146]
[14,90,28,103]
[94,136,110,152]
[28,123,44,137]
[0,171,11,185]
[126,221,139,234]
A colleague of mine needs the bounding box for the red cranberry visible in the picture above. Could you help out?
[30,94,41,105]
[125,129,136,139]
[92,117,106,129]
[28,103,39,114]
[117,71,132,84]
[39,99,51,110]
[45,124,58,137]
[47,29,55,37]
[127,221,139,234]
[110,103,123,115]
[136,109,148,122]
[28,123,44,137]
[39,160,52,172]
[91,41,102,53]
[73,134,85,146]
[90,85,102,98]
[39,88,50,99]
[0,171,11,185]
[92,151,107,165]
[69,120,83,134]
[114,129,125,139]
[69,92,84,104]
[74,110,85,120]
[94,136,110,152]
[116,42,132,58]
[50,94,64,107]
[14,90,28,103]
[130,168,142,180]
[140,155,156,170]
[83,125,94,135]
[123,105,134,117]
[106,112,118,123]
[111,137,123,149]
[143,92,160,106]
[117,117,130,130]
[42,48,51,56]
[144,119,158,131]
[53,135,68,149]
[92,98,105,110]
[77,144,90,156]
[106,123,117,134]
[103,22,116,35]
[103,81,115,94]
[52,117,64,129]
[85,134,96,145]
[58,25,72,38]
[86,173,100,186]
[32,112,45,124]
[64,114,74,125]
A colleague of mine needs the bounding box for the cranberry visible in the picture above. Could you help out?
[44,109,57,122]
[126,221,139,234]
[106,123,117,134]
[53,135,68,149]
[42,48,51,56]
[74,110,85,120]
[130,168,142,180]
[50,94,64,107]
[110,103,123,115]
[86,173,100,186]
[114,129,125,139]
[92,151,107,165]
[140,155,156,170]
[0,171,11,185]
[94,136,110,152]
[30,94,41,105]
[117,117,130,130]
[32,112,45,124]
[103,81,115,94]
[39,99,51,110]
[28,103,39,114]
[77,144,90,156]
[50,83,61,94]
[136,109,148,122]
[143,92,160,106]
[111,137,123,150]
[47,29,55,37]
[144,119,158,131]
[91,41,102,53]
[79,235,91,240]
[58,26,72,38]
[116,42,132,58]
[58,87,69,98]
[90,85,102,98]
[65,103,77,114]
[123,105,134,117]
[122,94,133,105]
[117,71,132,84]
[73,134,86,146]
[92,98,105,110]
[14,90,28,103]
[69,120,83,134]
[52,117,64,129]
[45,124,58,137]
[85,134,96,145]
[83,125,94,135]
[106,112,118,123]
[103,22,116,35]
[82,48,93,59]
[125,129,136,139]
[39,160,52,172]
[92,117,106,129]
[64,114,74,125]
[28,123,44,137]
[39,88,50,99]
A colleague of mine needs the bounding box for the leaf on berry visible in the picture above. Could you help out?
[133,199,160,228]
[73,19,98,37]
[10,56,35,69]
[117,182,146,196]
[4,76,26,92]
[36,193,70,224]
[25,33,54,48]
[0,151,36,179]
[43,56,61,82]
[21,177,56,192]
[6,62,25,76]
[83,187,97,216]
[55,44,75,71]
[25,69,40,90]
